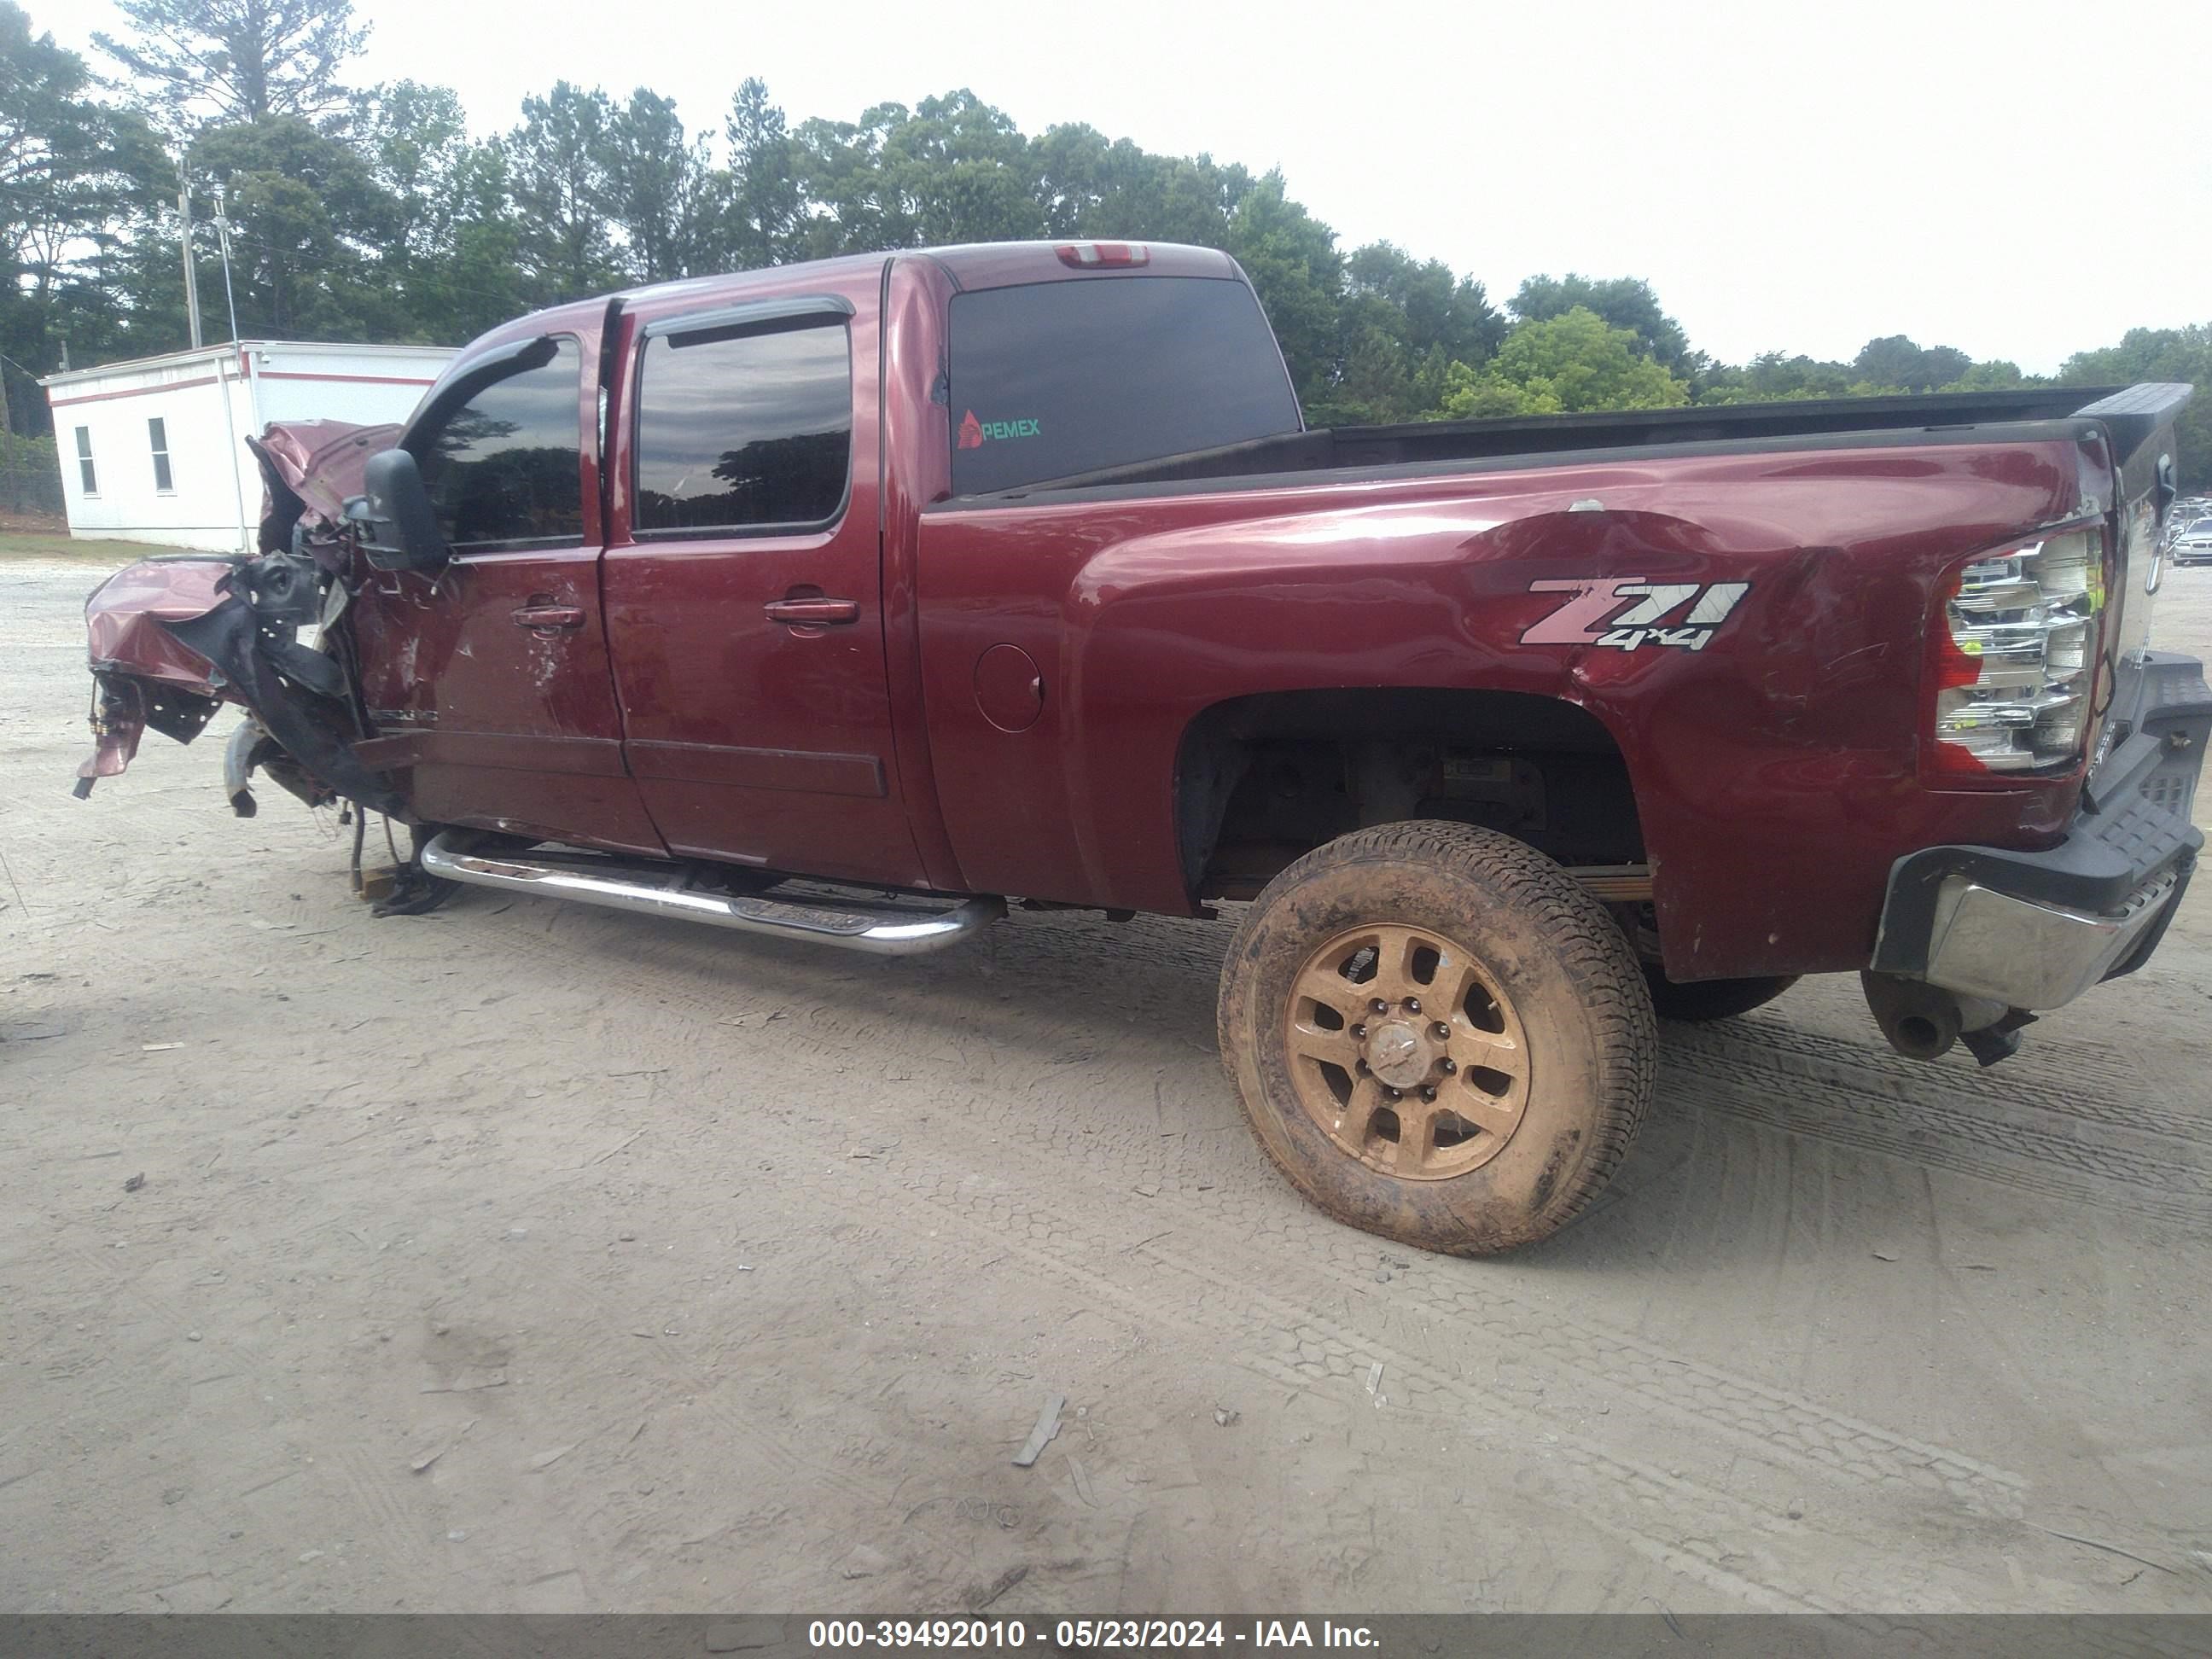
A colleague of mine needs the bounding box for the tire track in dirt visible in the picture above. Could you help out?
[1664,1044,2211,1230]
[729,1122,2037,1613]
[1669,1016,2212,1148]
[15,1230,450,1606]
[749,1139,1839,1610]
[487,907,2037,1533]
[433,1241,995,1604]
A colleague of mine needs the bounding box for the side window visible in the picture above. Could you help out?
[633,320,851,535]
[148,417,174,492]
[74,426,97,495]
[414,336,585,552]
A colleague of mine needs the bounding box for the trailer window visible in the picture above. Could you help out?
[74,427,96,496]
[633,320,852,536]
[947,276,1301,496]
[415,336,585,552]
[147,417,173,492]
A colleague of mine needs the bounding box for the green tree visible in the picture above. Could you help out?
[188,114,393,336]
[2061,324,2212,488]
[1938,359,2034,391]
[94,0,367,132]
[1851,334,1973,393]
[0,2,166,427]
[353,79,523,341]
[505,81,620,301]
[1223,171,1342,409]
[725,78,799,268]
[604,88,719,282]
[1032,124,1251,247]
[791,90,1042,257]
[1694,350,1859,405]
[1320,242,1502,424]
[1512,273,1691,375]
[1436,306,1689,418]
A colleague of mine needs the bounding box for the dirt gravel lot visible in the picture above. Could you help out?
[3,556,2210,1616]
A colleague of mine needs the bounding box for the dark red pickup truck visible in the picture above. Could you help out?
[77,240,2208,1254]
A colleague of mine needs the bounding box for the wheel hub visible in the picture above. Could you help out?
[1283,923,1532,1181]
[1364,1020,1434,1090]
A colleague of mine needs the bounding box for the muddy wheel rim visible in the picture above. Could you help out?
[1284,923,1531,1181]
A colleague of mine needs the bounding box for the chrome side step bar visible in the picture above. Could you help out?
[420,831,1004,957]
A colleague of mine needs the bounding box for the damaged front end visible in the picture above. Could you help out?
[73,422,407,825]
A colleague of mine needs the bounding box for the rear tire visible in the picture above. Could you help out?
[1217,821,1656,1255]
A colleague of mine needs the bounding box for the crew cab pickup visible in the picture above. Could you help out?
[75,240,2209,1254]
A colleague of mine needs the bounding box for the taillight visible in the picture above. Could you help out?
[1927,527,2106,777]
[1056,242,1149,268]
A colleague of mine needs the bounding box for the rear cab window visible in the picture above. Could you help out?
[947,276,1301,496]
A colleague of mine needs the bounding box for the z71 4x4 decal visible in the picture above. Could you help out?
[1518,578,1751,652]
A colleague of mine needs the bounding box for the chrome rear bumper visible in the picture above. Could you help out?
[1920,867,2181,1010]
[1871,649,2207,1019]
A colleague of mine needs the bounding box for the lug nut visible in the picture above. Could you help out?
[1404,997,1421,1014]
[1384,1087,1401,1102]
[1355,1059,1370,1074]
[1420,1086,1437,1103]
[1351,1023,1367,1039]
[1432,1022,1452,1040]
[1439,1057,1457,1074]
[1370,998,1388,1015]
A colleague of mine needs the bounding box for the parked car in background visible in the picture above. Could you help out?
[68,241,2209,1255]
[2171,514,2212,565]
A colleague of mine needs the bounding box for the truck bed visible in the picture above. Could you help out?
[989,386,2137,500]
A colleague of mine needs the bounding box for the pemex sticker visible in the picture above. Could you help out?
[958,410,1040,450]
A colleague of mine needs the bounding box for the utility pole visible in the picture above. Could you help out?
[213,183,241,345]
[178,159,203,349]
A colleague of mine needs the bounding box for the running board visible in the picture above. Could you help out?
[1566,863,1654,902]
[419,831,1004,957]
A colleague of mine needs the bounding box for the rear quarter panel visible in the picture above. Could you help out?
[915,434,2091,980]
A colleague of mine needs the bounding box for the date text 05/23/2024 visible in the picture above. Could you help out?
[806,1619,1380,1650]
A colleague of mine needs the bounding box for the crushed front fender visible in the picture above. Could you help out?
[73,555,402,818]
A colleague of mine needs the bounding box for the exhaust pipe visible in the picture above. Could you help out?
[1860,972,2031,1066]
[421,830,1004,957]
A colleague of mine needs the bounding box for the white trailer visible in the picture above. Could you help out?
[42,340,456,552]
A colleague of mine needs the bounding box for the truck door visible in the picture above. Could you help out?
[347,323,664,855]
[599,275,928,886]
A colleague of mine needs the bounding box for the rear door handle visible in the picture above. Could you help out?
[512,603,585,632]
[763,597,860,626]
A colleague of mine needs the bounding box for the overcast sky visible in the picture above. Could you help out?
[38,0,2210,372]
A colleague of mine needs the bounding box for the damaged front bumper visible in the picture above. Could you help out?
[1871,649,2208,1025]
[74,553,402,819]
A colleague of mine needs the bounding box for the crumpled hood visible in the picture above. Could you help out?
[252,418,401,525]
[84,556,235,686]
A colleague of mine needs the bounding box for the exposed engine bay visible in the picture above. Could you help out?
[73,425,453,913]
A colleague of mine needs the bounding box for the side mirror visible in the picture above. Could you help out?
[349,448,449,573]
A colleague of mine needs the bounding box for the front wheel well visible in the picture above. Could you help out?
[1174,688,1644,903]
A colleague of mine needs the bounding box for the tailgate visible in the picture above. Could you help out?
[2075,383,2204,810]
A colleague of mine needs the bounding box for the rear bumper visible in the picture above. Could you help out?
[1871,650,2209,1010]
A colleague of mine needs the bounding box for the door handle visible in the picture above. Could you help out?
[764,597,860,626]
[512,602,585,632]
